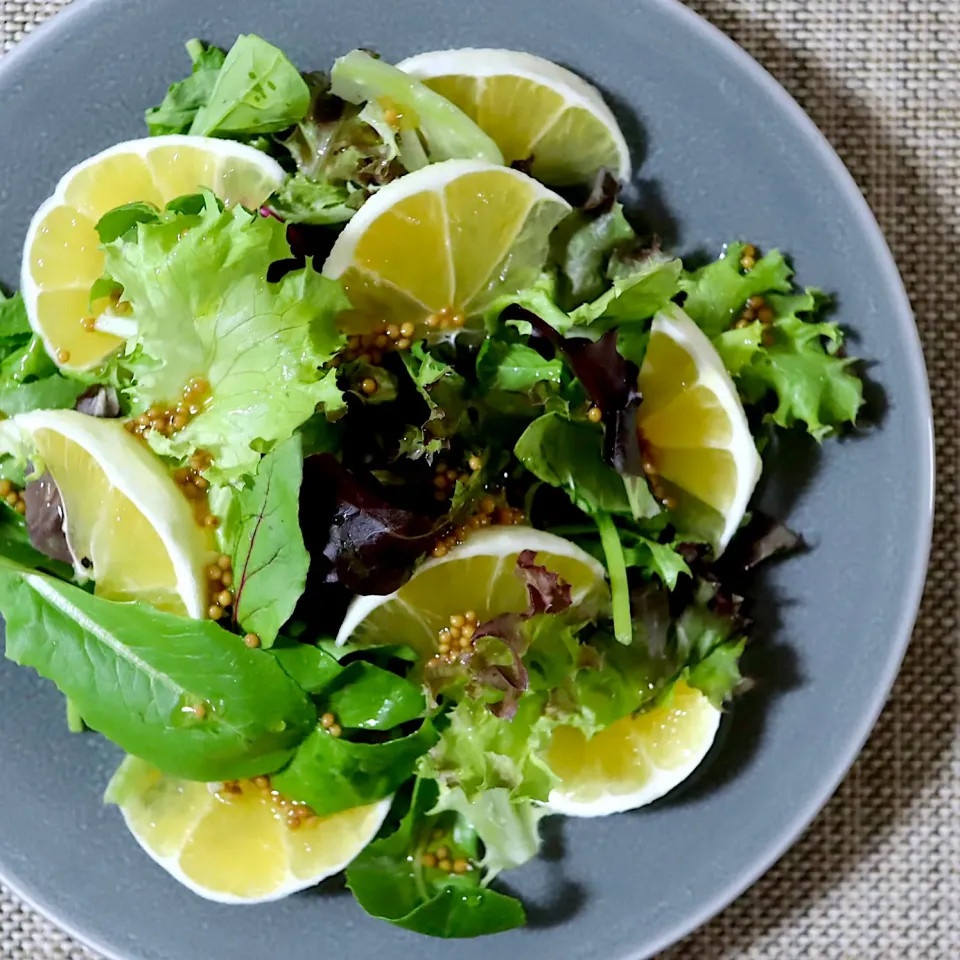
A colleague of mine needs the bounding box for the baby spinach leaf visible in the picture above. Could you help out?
[322,662,426,730]
[189,34,311,137]
[271,720,438,816]
[347,778,526,938]
[0,563,316,780]
[230,436,310,648]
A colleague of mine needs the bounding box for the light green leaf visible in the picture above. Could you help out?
[189,34,311,137]
[331,50,503,164]
[102,197,348,479]
[679,243,792,337]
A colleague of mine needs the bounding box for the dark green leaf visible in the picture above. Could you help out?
[0,511,73,578]
[95,202,161,244]
[0,563,316,780]
[322,662,425,730]
[189,35,311,137]
[514,413,634,516]
[269,638,343,694]
[230,436,310,647]
[734,292,863,439]
[346,778,526,938]
[686,638,745,707]
[0,376,86,416]
[271,720,438,816]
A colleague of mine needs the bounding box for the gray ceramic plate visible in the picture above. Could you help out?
[0,0,933,958]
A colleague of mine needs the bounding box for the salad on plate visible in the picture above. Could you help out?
[0,35,864,937]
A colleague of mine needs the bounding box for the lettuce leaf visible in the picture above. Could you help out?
[101,196,348,479]
[726,292,863,439]
[679,242,792,337]
[346,778,526,937]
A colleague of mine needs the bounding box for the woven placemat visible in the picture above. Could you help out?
[2,1,958,958]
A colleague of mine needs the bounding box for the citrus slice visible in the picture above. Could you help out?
[544,681,721,817]
[638,304,762,550]
[336,526,607,657]
[106,757,390,904]
[22,135,285,373]
[8,409,213,617]
[321,159,570,335]
[397,49,631,186]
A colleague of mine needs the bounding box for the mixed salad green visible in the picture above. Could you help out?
[0,34,863,938]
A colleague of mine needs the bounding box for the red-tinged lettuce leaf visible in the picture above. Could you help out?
[75,385,121,418]
[466,551,574,719]
[23,470,73,567]
[517,308,644,478]
[300,454,436,596]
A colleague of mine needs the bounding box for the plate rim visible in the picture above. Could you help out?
[0,0,935,957]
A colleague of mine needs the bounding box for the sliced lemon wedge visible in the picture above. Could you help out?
[322,159,570,336]
[107,758,390,904]
[545,681,721,816]
[638,304,762,550]
[336,526,606,658]
[5,409,213,617]
[398,48,631,185]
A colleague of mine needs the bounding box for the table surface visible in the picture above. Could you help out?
[1,1,957,958]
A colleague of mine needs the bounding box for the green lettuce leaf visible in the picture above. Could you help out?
[189,34,311,137]
[267,172,360,225]
[679,243,792,337]
[102,196,348,479]
[571,257,682,328]
[145,39,227,136]
[0,290,30,337]
[346,778,526,938]
[229,435,309,647]
[731,292,863,439]
[0,561,316,780]
[330,50,503,165]
[551,202,637,307]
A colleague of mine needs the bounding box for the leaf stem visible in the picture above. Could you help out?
[595,511,632,645]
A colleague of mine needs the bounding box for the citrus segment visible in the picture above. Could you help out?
[397,49,631,185]
[12,410,213,618]
[109,758,390,904]
[545,681,721,816]
[637,305,761,550]
[336,527,607,657]
[323,159,570,335]
[21,136,285,372]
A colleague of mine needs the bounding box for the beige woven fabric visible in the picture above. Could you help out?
[2,0,958,957]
